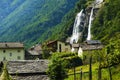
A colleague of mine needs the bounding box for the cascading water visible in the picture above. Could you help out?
[86,7,94,40]
[70,9,84,44]
[96,0,103,4]
[70,9,84,53]
[70,0,103,54]
[87,0,103,40]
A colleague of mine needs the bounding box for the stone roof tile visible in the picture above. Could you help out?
[7,60,48,74]
[0,42,24,48]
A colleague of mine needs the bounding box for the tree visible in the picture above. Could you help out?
[47,52,83,80]
[47,53,68,80]
[75,0,87,12]
[0,62,12,80]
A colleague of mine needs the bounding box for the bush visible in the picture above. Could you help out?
[47,52,83,80]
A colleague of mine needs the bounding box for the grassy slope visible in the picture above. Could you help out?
[65,63,120,80]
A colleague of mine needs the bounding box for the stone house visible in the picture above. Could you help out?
[7,60,49,80]
[72,40,103,51]
[45,40,103,56]
[45,40,58,52]
[45,40,71,53]
[57,41,71,52]
[0,42,25,61]
[71,40,103,57]
[82,40,103,51]
[26,44,43,60]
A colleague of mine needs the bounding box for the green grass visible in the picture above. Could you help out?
[65,63,120,80]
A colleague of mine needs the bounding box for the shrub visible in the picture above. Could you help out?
[47,52,83,80]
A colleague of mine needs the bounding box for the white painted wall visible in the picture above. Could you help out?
[0,48,24,61]
[57,41,71,52]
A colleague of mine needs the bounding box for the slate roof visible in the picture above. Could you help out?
[28,50,41,55]
[34,44,42,51]
[80,44,103,50]
[72,43,80,48]
[46,40,57,45]
[7,60,49,80]
[85,40,101,45]
[28,44,42,55]
[0,42,24,49]
[71,40,103,50]
[7,60,49,74]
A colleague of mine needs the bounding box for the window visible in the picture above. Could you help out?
[3,50,6,53]
[3,57,6,61]
[18,50,21,52]
[59,44,62,52]
[17,56,21,60]
[10,53,12,56]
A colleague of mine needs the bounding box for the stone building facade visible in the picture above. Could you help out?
[0,42,25,61]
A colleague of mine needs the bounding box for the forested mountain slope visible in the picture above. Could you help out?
[0,0,78,47]
[0,0,25,21]
[91,0,120,52]
[0,0,119,49]
[92,0,120,44]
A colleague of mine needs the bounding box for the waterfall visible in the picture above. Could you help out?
[69,0,103,55]
[70,9,84,44]
[70,9,85,53]
[87,0,103,40]
[87,6,94,40]
[95,0,103,4]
